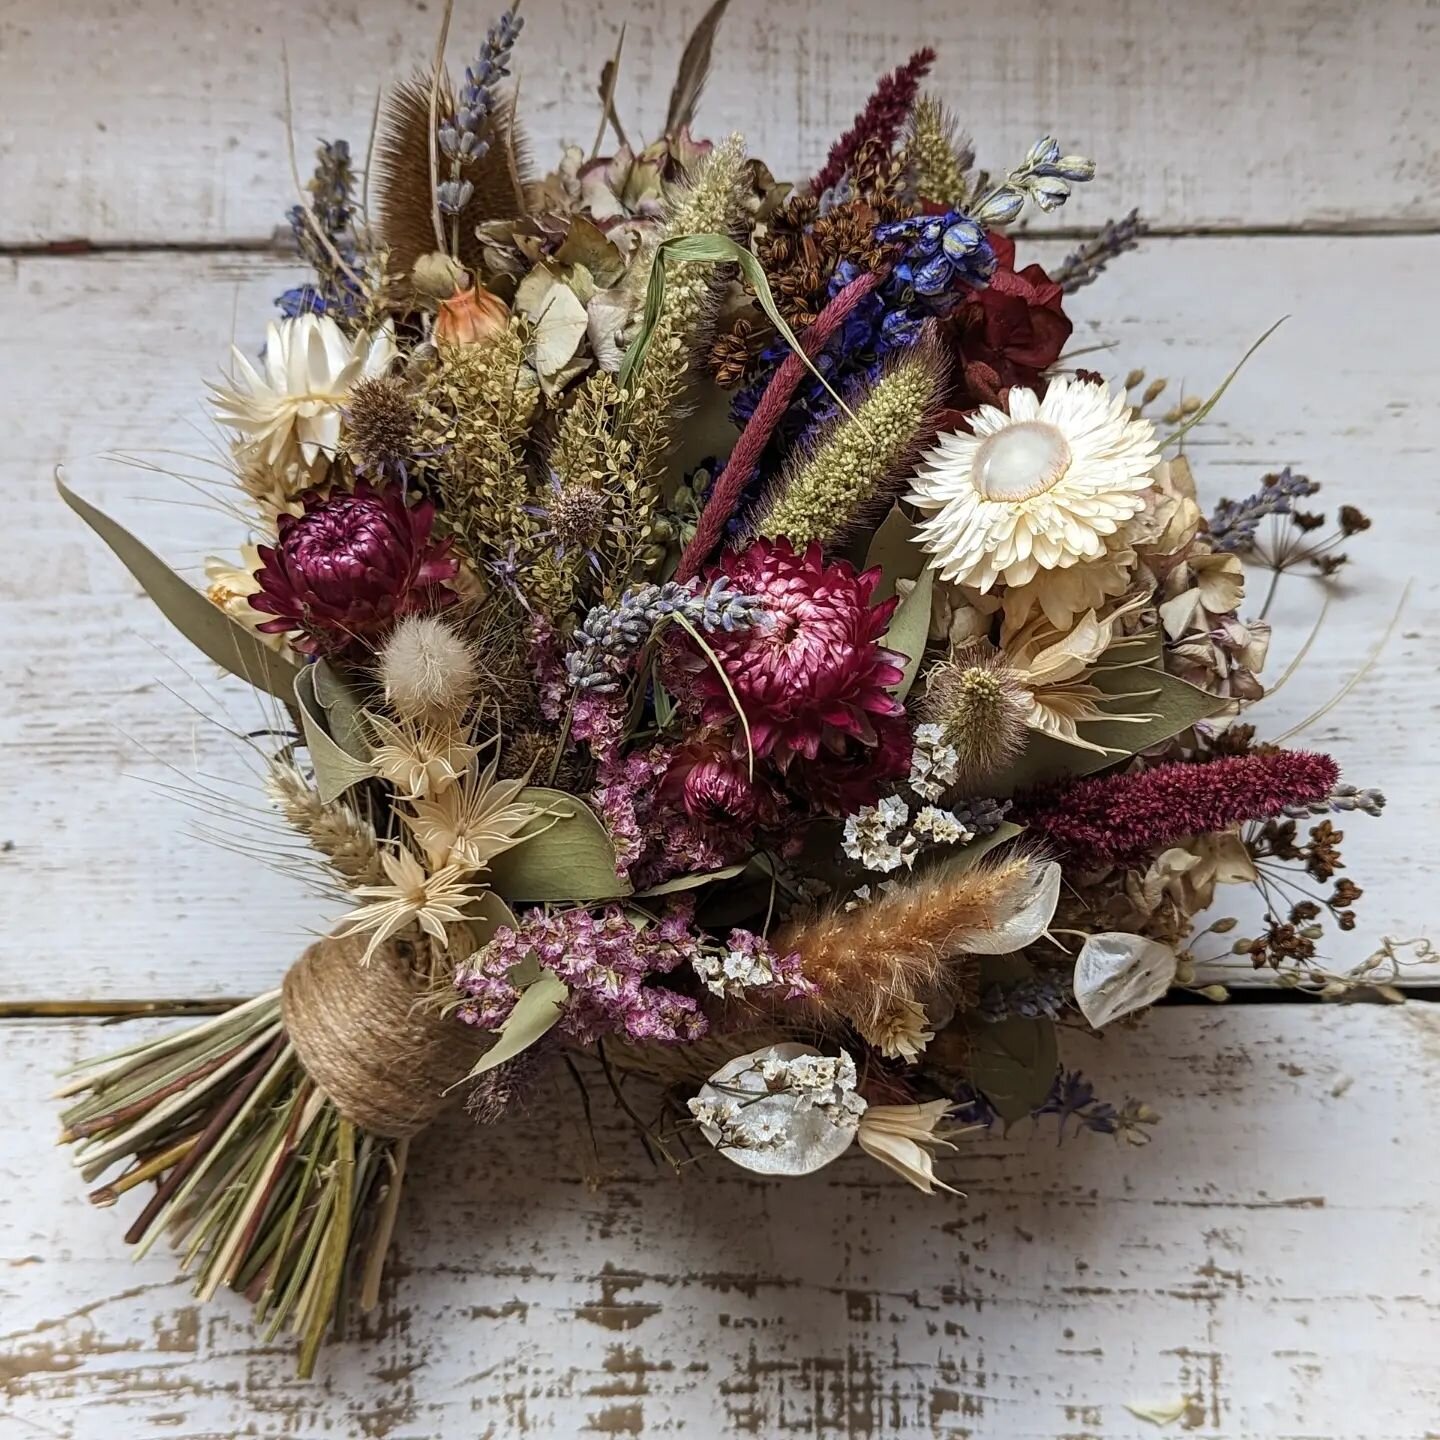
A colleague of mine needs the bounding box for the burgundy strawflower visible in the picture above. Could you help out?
[810,48,936,197]
[682,537,907,770]
[249,482,457,655]
[661,735,788,831]
[1015,751,1342,864]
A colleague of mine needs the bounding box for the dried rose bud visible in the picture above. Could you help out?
[436,285,510,347]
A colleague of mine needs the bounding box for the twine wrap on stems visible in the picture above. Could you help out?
[281,932,488,1139]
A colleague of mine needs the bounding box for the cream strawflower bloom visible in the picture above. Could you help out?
[857,997,935,1063]
[907,377,1159,591]
[212,315,398,470]
[335,846,479,964]
[856,1101,962,1194]
[205,544,289,651]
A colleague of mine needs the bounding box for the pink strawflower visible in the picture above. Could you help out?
[682,538,908,771]
[249,482,456,654]
[1015,750,1341,863]
[661,736,789,831]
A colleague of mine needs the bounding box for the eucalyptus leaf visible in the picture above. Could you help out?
[486,788,632,902]
[863,505,926,603]
[294,667,373,803]
[312,660,372,759]
[949,822,1025,871]
[988,666,1226,795]
[553,216,629,288]
[464,971,568,1080]
[56,472,300,702]
[967,1014,1059,1123]
[883,568,933,700]
[1074,932,1178,1029]
[633,862,748,898]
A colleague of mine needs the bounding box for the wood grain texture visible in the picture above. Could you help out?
[3,238,1433,999]
[2,0,1439,246]
[4,1008,1438,1438]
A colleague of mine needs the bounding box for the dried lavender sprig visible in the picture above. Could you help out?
[979,971,1072,1022]
[436,8,524,215]
[1284,783,1387,819]
[1208,467,1321,553]
[1051,208,1147,294]
[566,578,767,692]
[950,796,1012,839]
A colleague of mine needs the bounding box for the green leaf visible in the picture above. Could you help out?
[967,1013,1059,1123]
[294,666,373,803]
[863,505,926,603]
[464,971,569,1080]
[312,660,372,759]
[56,472,300,702]
[633,862,748,897]
[949,822,1024,870]
[486,788,632,902]
[884,567,933,701]
[988,667,1227,795]
[619,233,852,423]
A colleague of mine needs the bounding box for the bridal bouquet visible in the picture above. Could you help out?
[57,0,1386,1374]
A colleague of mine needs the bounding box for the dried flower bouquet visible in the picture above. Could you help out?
[57,0,1393,1375]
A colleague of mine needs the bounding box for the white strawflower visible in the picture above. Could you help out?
[906,377,1158,591]
[212,314,398,470]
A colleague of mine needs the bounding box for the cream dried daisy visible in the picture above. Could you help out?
[211,314,398,471]
[335,846,479,963]
[856,1100,961,1194]
[401,751,551,872]
[205,545,289,651]
[368,712,478,799]
[858,997,935,1064]
[907,377,1159,591]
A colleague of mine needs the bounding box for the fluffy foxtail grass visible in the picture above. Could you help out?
[752,332,947,547]
[776,853,1034,1031]
[56,993,405,1378]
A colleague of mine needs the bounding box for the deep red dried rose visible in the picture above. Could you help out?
[798,715,914,816]
[683,538,908,770]
[249,482,457,655]
[938,231,1072,417]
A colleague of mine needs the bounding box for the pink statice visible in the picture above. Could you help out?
[592,743,735,887]
[456,904,708,1046]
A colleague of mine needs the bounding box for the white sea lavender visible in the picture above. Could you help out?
[689,1044,868,1176]
[842,795,914,872]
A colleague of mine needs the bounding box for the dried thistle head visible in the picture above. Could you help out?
[922,645,1030,787]
[378,614,481,722]
[345,375,419,476]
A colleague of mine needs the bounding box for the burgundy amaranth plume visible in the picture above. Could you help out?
[810,48,937,196]
[1014,751,1341,864]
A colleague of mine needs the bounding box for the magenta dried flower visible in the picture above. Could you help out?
[249,481,457,654]
[682,537,908,771]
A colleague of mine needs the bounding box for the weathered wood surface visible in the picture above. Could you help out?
[4,237,1432,1000]
[3,1007,1438,1438]
[4,0,1440,246]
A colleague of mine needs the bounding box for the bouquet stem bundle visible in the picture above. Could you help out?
[57,935,475,1376]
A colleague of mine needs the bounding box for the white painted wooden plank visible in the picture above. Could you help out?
[2,1007,1437,1436]
[3,0,1439,245]
[3,237,1432,999]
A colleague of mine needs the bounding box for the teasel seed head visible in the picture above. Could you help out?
[378,614,481,722]
[921,644,1030,787]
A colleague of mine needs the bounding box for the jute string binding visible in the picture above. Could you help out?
[281,932,486,1139]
